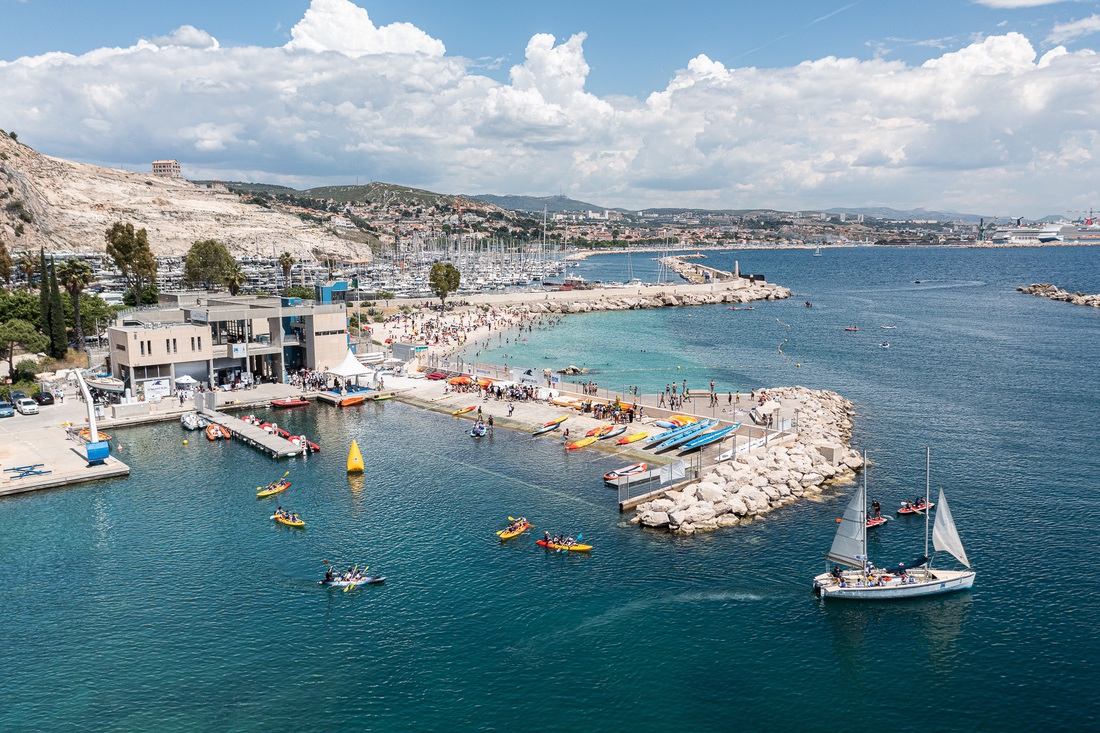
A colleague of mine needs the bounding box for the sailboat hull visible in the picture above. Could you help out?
[813,569,975,600]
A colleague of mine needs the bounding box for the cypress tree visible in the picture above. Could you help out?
[48,257,67,358]
[38,248,49,333]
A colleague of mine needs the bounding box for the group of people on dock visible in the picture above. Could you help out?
[586,400,638,423]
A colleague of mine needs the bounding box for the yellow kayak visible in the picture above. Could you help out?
[537,540,592,552]
[498,521,531,540]
[616,432,649,445]
[545,415,569,426]
[567,436,598,451]
[257,480,291,498]
[670,415,697,426]
[273,514,304,528]
[452,405,477,417]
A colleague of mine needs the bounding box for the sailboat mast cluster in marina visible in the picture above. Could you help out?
[813,448,976,600]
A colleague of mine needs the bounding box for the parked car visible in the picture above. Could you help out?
[0,401,14,418]
[15,398,39,415]
[32,392,55,405]
[8,389,28,403]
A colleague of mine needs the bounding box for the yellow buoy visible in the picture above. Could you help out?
[183,440,189,445]
[347,440,364,473]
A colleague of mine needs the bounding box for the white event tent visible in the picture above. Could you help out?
[327,350,376,391]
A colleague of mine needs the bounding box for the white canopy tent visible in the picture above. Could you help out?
[327,350,376,391]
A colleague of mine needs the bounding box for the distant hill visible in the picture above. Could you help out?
[468,193,620,214]
[823,206,989,223]
[639,207,780,217]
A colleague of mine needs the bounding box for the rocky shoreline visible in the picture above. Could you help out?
[631,387,862,534]
[1017,283,1100,307]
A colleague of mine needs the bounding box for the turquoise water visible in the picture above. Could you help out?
[3,246,1099,731]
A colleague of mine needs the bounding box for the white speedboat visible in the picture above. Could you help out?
[812,449,976,600]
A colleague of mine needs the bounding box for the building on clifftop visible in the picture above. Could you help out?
[151,159,181,178]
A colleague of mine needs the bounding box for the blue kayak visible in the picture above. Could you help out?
[678,423,741,452]
[644,419,707,445]
[653,419,718,451]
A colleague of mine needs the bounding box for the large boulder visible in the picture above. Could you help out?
[801,472,825,488]
[685,503,717,524]
[697,482,725,504]
[639,511,670,528]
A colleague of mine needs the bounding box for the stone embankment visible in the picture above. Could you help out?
[660,255,738,283]
[509,281,789,316]
[1018,283,1100,307]
[631,387,862,534]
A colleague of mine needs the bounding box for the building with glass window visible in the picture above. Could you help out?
[107,294,349,397]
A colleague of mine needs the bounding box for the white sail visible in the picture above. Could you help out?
[827,484,865,568]
[932,488,970,568]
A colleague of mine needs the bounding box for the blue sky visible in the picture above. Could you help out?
[3,0,1093,95]
[2,0,1100,214]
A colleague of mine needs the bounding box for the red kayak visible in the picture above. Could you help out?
[604,462,647,482]
[897,501,934,515]
[272,398,310,408]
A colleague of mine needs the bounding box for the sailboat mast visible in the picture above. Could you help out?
[862,451,868,574]
[924,447,931,559]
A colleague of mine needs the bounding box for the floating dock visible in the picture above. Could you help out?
[199,408,305,459]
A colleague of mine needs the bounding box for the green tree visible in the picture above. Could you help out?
[105,221,157,305]
[376,290,394,307]
[183,239,235,290]
[0,239,11,284]
[56,258,93,348]
[62,293,120,343]
[0,318,48,375]
[225,263,247,296]
[277,251,295,287]
[47,258,67,358]
[283,285,314,300]
[428,262,461,308]
[123,285,159,306]
[38,249,49,331]
[0,288,40,323]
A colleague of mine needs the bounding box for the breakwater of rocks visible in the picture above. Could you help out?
[1017,283,1100,307]
[509,280,789,316]
[631,387,861,534]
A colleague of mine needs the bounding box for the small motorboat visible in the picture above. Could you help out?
[256,480,291,498]
[289,435,321,452]
[180,413,207,431]
[604,462,647,482]
[452,405,477,417]
[205,424,229,441]
[844,326,859,332]
[897,501,934,515]
[616,431,648,445]
[537,540,592,553]
[470,423,487,438]
[881,342,890,349]
[567,436,597,450]
[271,398,310,408]
[881,325,897,329]
[340,395,367,407]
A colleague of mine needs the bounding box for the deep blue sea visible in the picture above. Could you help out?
[2,246,1098,731]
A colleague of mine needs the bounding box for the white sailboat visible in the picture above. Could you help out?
[813,245,822,257]
[813,448,976,600]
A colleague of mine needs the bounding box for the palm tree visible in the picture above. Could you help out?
[225,263,247,296]
[56,258,93,348]
[277,251,295,291]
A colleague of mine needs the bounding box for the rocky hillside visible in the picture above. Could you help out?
[0,132,365,258]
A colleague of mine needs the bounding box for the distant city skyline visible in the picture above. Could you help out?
[2,0,1099,216]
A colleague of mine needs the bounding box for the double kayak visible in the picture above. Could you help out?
[532,420,567,436]
[273,514,305,527]
[257,480,291,498]
[616,431,648,445]
[604,462,648,482]
[567,436,598,450]
[321,576,385,587]
[897,502,934,515]
[452,405,477,417]
[537,540,593,553]
[498,521,532,540]
[585,425,613,438]
[678,423,740,453]
[271,398,310,408]
[653,419,718,451]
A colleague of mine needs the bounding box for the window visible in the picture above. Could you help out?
[198,336,202,350]
[190,337,195,351]
[140,341,145,356]
[166,339,170,354]
[172,339,178,354]
[314,329,348,337]
[116,343,126,352]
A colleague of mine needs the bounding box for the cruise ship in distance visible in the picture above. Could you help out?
[990,223,1065,244]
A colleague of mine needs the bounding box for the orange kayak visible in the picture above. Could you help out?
[616,431,648,445]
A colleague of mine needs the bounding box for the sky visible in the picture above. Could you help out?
[2,0,1100,216]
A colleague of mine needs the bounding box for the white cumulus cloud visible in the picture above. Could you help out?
[149,25,220,50]
[1,1,1099,216]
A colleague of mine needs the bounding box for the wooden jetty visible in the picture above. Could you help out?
[199,408,305,458]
